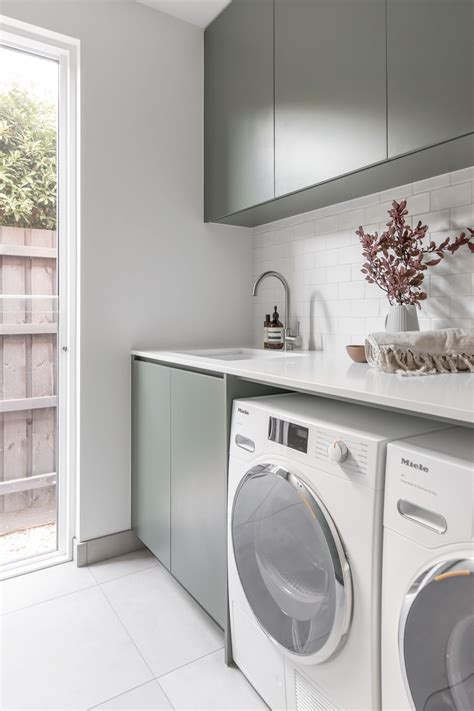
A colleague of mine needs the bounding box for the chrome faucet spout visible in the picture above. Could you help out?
[252,270,290,331]
[252,270,301,350]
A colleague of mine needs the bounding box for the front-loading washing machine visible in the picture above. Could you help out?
[228,393,446,711]
[382,427,474,711]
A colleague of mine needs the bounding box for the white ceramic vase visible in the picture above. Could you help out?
[385,304,420,332]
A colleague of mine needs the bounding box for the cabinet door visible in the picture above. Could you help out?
[132,360,171,569]
[274,0,386,197]
[170,369,226,627]
[388,0,473,158]
[204,0,274,221]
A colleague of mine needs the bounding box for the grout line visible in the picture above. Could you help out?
[155,645,225,681]
[154,679,175,710]
[88,558,160,586]
[98,586,224,706]
[87,678,175,711]
[1,581,98,617]
[97,584,156,679]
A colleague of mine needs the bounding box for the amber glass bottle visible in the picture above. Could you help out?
[267,306,284,350]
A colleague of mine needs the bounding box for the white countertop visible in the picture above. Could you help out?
[131,349,474,425]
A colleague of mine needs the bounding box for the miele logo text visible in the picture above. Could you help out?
[401,457,429,472]
[238,408,249,415]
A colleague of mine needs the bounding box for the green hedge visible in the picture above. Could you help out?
[0,86,57,230]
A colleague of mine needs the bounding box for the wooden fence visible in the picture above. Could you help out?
[0,226,57,535]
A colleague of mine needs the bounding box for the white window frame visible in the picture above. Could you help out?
[0,16,80,579]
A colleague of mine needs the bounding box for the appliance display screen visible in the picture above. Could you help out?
[268,417,309,453]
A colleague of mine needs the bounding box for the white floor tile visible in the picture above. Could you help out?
[89,550,159,584]
[159,650,267,710]
[102,566,223,677]
[1,585,153,710]
[91,680,172,710]
[0,560,96,615]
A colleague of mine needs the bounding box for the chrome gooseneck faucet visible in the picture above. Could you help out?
[252,270,301,350]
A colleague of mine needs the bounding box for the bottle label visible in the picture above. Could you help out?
[267,328,283,344]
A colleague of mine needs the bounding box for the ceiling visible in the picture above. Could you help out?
[136,0,231,28]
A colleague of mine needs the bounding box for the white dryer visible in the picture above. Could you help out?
[228,394,446,711]
[382,427,474,711]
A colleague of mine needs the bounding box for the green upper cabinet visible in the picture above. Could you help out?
[274,0,387,198]
[204,0,274,221]
[204,0,472,226]
[387,0,473,158]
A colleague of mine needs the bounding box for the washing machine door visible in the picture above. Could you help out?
[400,558,474,711]
[231,463,352,662]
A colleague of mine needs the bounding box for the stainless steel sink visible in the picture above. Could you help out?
[176,348,309,362]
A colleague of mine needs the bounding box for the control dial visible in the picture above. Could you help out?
[327,440,348,463]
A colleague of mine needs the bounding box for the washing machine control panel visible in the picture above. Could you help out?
[265,416,369,476]
[231,399,381,485]
[267,416,309,453]
[327,440,349,463]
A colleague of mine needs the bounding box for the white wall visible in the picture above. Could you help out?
[2,0,253,542]
[252,168,474,350]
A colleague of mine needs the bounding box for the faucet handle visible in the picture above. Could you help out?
[285,321,302,349]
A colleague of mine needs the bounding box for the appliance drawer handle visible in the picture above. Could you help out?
[397,499,447,534]
[235,434,255,453]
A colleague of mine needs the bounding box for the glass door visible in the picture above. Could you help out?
[0,21,78,577]
[232,463,352,661]
[400,559,474,711]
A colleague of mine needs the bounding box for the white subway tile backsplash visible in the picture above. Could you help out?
[413,209,450,233]
[315,215,339,235]
[379,183,413,201]
[304,235,326,253]
[364,200,394,224]
[338,281,365,300]
[349,299,380,318]
[432,318,474,330]
[252,168,474,347]
[430,273,472,297]
[337,245,363,265]
[451,203,474,230]
[311,283,339,300]
[431,182,471,211]
[351,263,365,282]
[450,167,474,185]
[315,250,339,267]
[413,173,450,194]
[419,297,451,319]
[337,208,365,231]
[310,267,327,285]
[326,230,352,249]
[365,317,386,333]
[333,317,365,334]
[327,264,351,283]
[293,252,314,270]
[292,220,316,240]
[450,295,474,319]
[405,191,431,215]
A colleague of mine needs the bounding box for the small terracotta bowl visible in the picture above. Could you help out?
[346,345,367,363]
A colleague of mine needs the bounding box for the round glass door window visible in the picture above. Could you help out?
[401,559,474,711]
[231,464,352,661]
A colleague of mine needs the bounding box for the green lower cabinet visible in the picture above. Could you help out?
[132,360,171,569]
[132,359,227,627]
[170,368,227,628]
[132,359,281,632]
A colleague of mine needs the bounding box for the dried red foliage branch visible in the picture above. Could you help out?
[356,200,474,308]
